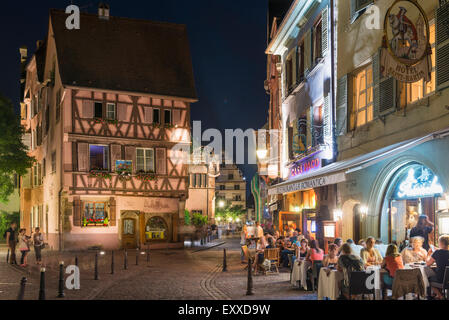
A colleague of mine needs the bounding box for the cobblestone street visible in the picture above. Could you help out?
[0,239,316,300]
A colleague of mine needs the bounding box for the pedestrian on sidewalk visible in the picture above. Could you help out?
[18,229,31,267]
[33,227,44,265]
[5,222,18,265]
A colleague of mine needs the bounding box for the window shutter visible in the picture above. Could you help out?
[436,3,449,90]
[336,75,348,136]
[173,109,182,126]
[82,100,94,118]
[111,145,122,172]
[117,104,128,122]
[144,107,153,124]
[287,127,294,160]
[373,51,381,118]
[73,197,81,227]
[109,197,116,227]
[156,148,167,175]
[323,94,331,141]
[321,6,329,57]
[304,30,312,74]
[125,146,136,173]
[78,143,89,172]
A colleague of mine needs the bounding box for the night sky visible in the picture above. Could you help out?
[0,0,270,195]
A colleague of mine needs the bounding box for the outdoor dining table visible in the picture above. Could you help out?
[317,268,344,300]
[291,259,312,290]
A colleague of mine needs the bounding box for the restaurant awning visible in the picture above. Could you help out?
[268,129,449,196]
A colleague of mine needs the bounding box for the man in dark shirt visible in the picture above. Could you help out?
[5,222,18,265]
[427,235,449,299]
[410,215,434,251]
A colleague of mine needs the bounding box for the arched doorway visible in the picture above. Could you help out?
[145,216,169,242]
[380,162,445,246]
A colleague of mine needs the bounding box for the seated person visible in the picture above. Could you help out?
[401,236,427,264]
[360,237,383,267]
[426,235,449,300]
[296,239,309,260]
[358,239,367,248]
[253,235,270,272]
[280,240,295,268]
[337,244,365,299]
[381,244,404,290]
[306,240,324,265]
[290,231,299,244]
[323,244,339,268]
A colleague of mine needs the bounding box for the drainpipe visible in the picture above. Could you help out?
[330,0,337,162]
[58,88,66,252]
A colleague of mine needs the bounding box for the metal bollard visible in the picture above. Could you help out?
[146,244,150,264]
[38,268,46,300]
[111,251,115,275]
[94,252,99,280]
[57,262,65,298]
[246,258,254,296]
[6,249,10,264]
[17,277,27,300]
[124,249,128,270]
[222,249,228,272]
[200,238,204,246]
[75,256,78,267]
[136,248,139,266]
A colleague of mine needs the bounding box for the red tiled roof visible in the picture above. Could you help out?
[50,9,197,100]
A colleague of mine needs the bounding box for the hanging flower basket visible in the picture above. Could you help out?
[151,123,161,128]
[136,171,158,182]
[164,124,174,129]
[117,169,132,181]
[83,217,109,227]
[89,169,112,180]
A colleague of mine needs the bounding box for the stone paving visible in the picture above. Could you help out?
[0,239,316,300]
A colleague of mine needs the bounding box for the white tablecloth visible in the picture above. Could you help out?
[317,269,343,300]
[291,260,311,290]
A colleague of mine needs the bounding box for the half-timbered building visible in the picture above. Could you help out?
[20,7,197,250]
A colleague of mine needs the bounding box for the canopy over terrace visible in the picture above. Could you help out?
[268,128,449,196]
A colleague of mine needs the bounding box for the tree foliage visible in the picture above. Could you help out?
[0,94,34,202]
[0,211,19,241]
[191,212,208,227]
[215,202,246,222]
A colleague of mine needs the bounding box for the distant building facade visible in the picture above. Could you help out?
[215,164,247,209]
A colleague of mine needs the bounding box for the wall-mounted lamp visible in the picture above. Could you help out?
[359,205,368,216]
[333,209,343,222]
[256,149,268,160]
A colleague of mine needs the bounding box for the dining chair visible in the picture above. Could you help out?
[264,248,281,274]
[430,267,449,300]
[348,271,376,300]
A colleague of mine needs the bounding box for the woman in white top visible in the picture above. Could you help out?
[18,229,31,267]
[401,236,428,264]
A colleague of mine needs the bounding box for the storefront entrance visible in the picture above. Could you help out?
[122,218,138,249]
[382,163,446,245]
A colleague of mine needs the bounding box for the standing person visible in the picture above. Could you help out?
[18,229,31,267]
[5,222,18,265]
[240,225,248,264]
[255,221,264,240]
[33,227,44,265]
[410,215,434,251]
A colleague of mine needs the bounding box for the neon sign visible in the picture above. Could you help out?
[290,155,322,178]
[396,167,443,199]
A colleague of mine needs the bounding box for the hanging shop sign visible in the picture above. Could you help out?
[395,166,444,199]
[381,0,432,83]
[289,152,322,179]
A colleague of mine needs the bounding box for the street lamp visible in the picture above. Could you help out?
[219,201,225,208]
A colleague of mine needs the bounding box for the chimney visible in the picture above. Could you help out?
[98,2,110,20]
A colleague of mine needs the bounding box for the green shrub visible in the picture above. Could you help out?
[191,213,208,228]
[184,209,191,226]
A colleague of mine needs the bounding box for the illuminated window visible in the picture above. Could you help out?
[89,145,109,171]
[352,64,374,128]
[400,23,436,107]
[83,202,107,226]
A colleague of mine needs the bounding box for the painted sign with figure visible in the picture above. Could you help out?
[381,0,432,83]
